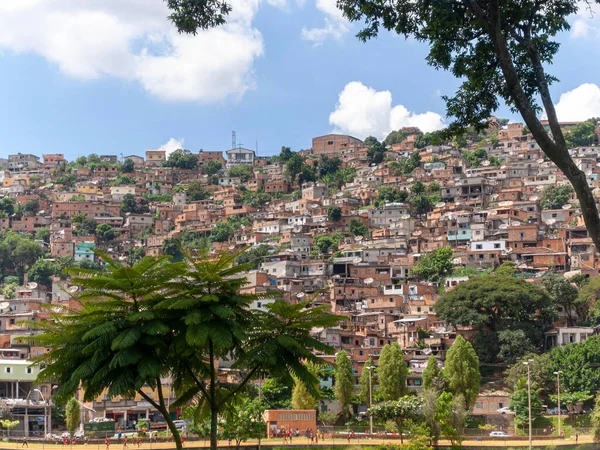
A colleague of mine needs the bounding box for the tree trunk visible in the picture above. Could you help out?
[210,407,219,450]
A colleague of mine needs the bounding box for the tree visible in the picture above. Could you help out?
[24,198,40,216]
[76,217,98,236]
[204,160,222,176]
[368,396,422,443]
[540,184,574,210]
[565,120,597,148]
[421,355,442,391]
[260,378,292,410]
[164,149,198,170]
[542,273,579,326]
[494,261,517,276]
[547,336,600,395]
[377,342,408,401]
[120,194,149,214]
[592,393,600,443]
[577,275,600,325]
[421,389,441,445]
[358,358,375,405]
[336,0,600,252]
[411,247,453,282]
[505,353,552,395]
[28,249,342,450]
[278,146,293,163]
[411,182,426,195]
[377,187,408,204]
[121,158,135,173]
[27,260,61,288]
[11,239,43,275]
[291,362,319,410]
[510,386,543,428]
[383,130,407,146]
[313,235,340,256]
[221,398,266,449]
[327,206,342,222]
[444,335,480,410]
[318,411,338,426]
[234,245,272,270]
[435,275,556,361]
[210,221,235,243]
[363,136,379,146]
[95,224,116,244]
[0,197,15,216]
[35,227,51,244]
[348,218,368,237]
[228,165,253,182]
[162,238,184,262]
[285,153,306,184]
[65,397,80,437]
[367,140,386,165]
[497,329,536,364]
[0,419,19,437]
[437,392,467,447]
[127,247,146,266]
[317,155,342,178]
[333,350,354,419]
[187,180,210,201]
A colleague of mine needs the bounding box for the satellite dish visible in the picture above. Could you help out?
[352,257,362,264]
[412,230,422,236]
[498,224,508,230]
[537,159,545,164]
[311,204,319,209]
[293,227,302,233]
[506,248,513,254]
[336,192,343,197]
[512,221,521,226]
[562,203,572,210]
[529,196,539,201]
[0,302,9,311]
[229,245,236,250]
[364,278,374,285]
[500,165,507,169]
[435,202,446,209]
[354,235,364,242]
[67,286,79,294]
[487,210,498,216]
[481,160,490,166]
[545,218,557,225]
[296,292,306,299]
[26,282,38,290]
[400,214,411,220]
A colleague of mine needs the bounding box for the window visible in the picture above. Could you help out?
[9,319,14,325]
[494,243,500,249]
[476,244,483,250]
[327,140,334,145]
[5,367,11,374]
[475,402,483,409]
[26,368,33,374]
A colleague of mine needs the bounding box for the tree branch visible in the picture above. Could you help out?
[219,366,259,408]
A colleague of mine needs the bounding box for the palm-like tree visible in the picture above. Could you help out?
[27,247,343,450]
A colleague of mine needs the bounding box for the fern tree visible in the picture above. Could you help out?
[27,248,342,450]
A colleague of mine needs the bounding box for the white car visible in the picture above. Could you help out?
[496,406,514,414]
[490,431,509,437]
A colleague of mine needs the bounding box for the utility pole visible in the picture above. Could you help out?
[554,371,563,438]
[524,359,533,450]
[368,365,374,436]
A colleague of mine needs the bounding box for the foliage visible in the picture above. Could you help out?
[540,184,574,210]
[35,227,51,244]
[367,140,386,165]
[121,159,135,173]
[96,223,116,243]
[27,260,61,287]
[411,247,453,282]
[547,336,600,396]
[359,358,375,405]
[542,273,580,326]
[210,221,235,243]
[0,198,15,216]
[260,378,292,410]
[204,160,222,176]
[388,151,421,175]
[437,392,467,446]
[235,245,272,270]
[592,393,600,443]
[334,350,354,419]
[565,120,597,148]
[0,231,44,277]
[377,187,408,204]
[327,206,342,222]
[127,247,146,267]
[421,355,442,392]
[284,153,307,184]
[348,218,368,237]
[435,275,556,362]
[505,353,552,395]
[65,397,80,436]
[497,329,536,364]
[291,362,320,410]
[228,165,253,182]
[548,391,593,409]
[120,193,150,214]
[462,148,488,168]
[510,387,543,428]
[187,180,210,201]
[494,261,517,276]
[377,342,408,401]
[221,398,266,448]
[110,175,137,186]
[241,189,272,208]
[0,419,19,436]
[75,217,98,236]
[576,276,600,325]
[318,411,338,426]
[383,130,407,146]
[24,198,40,216]
[411,194,438,215]
[164,149,198,170]
[1,283,17,300]
[368,396,422,443]
[444,335,480,410]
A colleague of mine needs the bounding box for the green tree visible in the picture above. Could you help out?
[35,227,51,244]
[542,273,580,326]
[411,247,453,282]
[497,329,536,364]
[27,260,61,288]
[510,386,543,429]
[1,283,17,300]
[383,130,407,146]
[421,355,442,391]
[437,392,467,447]
[348,218,368,237]
[547,336,600,395]
[411,182,426,195]
[210,221,235,242]
[333,350,354,419]
[291,362,320,410]
[336,0,600,252]
[0,197,15,216]
[187,180,210,201]
[24,198,40,216]
[260,378,292,410]
[95,224,116,243]
[228,165,253,182]
[377,342,408,401]
[278,146,293,162]
[494,261,517,276]
[327,206,342,222]
[313,235,340,256]
[65,397,80,436]
[234,245,272,270]
[577,275,600,324]
[164,149,198,170]
[29,250,341,450]
[444,335,480,410]
[285,153,306,184]
[127,247,146,266]
[317,155,342,178]
[204,160,222,176]
[161,238,184,261]
[0,420,19,437]
[377,187,408,204]
[76,217,98,236]
[11,239,44,275]
[592,393,600,443]
[359,358,375,405]
[435,275,556,361]
[367,140,386,165]
[565,120,596,148]
[221,398,266,449]
[505,353,552,395]
[121,158,135,173]
[368,396,422,443]
[540,184,574,210]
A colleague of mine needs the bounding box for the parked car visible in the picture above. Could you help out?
[496,406,514,414]
[489,431,509,437]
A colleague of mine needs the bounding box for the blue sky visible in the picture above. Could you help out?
[0,0,599,161]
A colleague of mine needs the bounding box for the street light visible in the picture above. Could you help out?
[523,359,534,450]
[33,389,47,438]
[554,371,563,438]
[367,365,375,436]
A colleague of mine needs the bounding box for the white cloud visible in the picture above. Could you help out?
[302,0,349,44]
[159,137,185,158]
[550,83,600,121]
[571,1,600,38]
[329,82,446,139]
[0,0,266,101]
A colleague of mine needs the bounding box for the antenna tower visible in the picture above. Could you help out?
[232,131,236,150]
